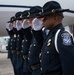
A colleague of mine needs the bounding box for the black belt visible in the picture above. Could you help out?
[30,64,41,71]
[16,51,21,55]
[22,55,28,60]
[11,50,16,54]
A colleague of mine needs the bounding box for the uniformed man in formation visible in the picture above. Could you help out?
[6,16,18,75]
[6,1,74,75]
[27,6,43,75]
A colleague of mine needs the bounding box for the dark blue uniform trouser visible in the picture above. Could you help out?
[32,69,41,75]
[10,58,17,75]
[16,54,23,75]
[8,50,17,75]
[23,59,31,75]
[12,53,18,75]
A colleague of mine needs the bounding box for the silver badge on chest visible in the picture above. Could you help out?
[47,39,51,46]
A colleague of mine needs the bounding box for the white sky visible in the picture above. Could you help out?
[0,0,74,15]
[0,0,74,10]
[0,0,49,6]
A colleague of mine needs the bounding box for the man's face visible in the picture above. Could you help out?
[43,14,55,29]
[27,18,34,26]
[12,21,16,28]
[10,21,16,28]
[10,22,13,26]
[18,20,23,23]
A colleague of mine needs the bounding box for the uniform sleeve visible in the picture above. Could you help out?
[32,29,44,49]
[57,31,74,75]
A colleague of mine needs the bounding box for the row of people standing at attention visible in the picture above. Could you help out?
[6,1,74,75]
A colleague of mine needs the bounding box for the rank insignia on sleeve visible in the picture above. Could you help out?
[61,32,72,46]
[47,39,51,46]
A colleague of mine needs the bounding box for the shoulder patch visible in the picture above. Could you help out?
[61,32,72,46]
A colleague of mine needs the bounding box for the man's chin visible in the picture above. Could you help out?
[44,26,48,29]
[43,23,48,29]
[43,23,46,27]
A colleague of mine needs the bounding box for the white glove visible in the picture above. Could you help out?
[32,18,43,31]
[6,23,13,31]
[22,19,30,29]
[16,20,22,31]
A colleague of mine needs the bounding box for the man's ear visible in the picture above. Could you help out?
[54,15,58,22]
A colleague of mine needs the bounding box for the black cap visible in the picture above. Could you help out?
[7,16,15,23]
[22,10,29,19]
[39,1,69,18]
[15,12,22,20]
[27,6,42,18]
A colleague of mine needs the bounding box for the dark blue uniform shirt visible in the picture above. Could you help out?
[6,29,14,59]
[16,29,23,51]
[32,23,74,75]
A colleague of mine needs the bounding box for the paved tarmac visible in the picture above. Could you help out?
[0,53,14,75]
